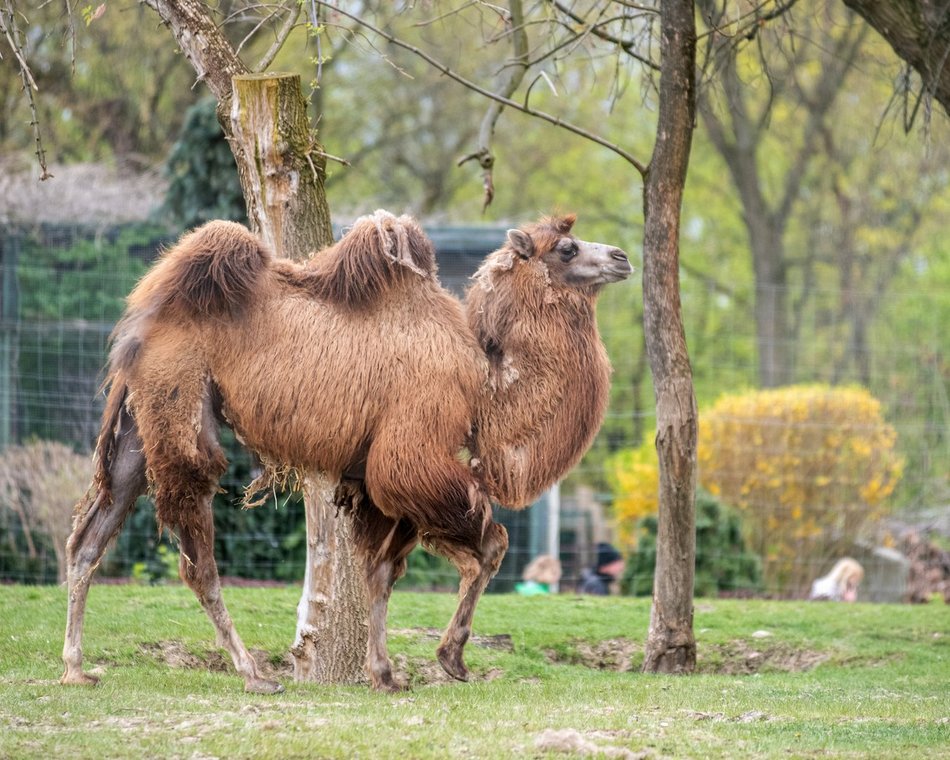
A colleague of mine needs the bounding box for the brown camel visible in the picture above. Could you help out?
[61,210,631,693]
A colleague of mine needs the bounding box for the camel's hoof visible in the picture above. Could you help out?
[61,669,100,687]
[436,646,470,682]
[245,678,284,695]
[372,677,408,693]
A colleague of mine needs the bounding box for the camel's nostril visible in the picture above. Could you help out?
[610,249,629,262]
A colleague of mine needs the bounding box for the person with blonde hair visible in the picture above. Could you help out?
[515,554,562,595]
[809,557,864,602]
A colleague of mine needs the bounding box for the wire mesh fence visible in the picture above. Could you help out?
[1,221,947,600]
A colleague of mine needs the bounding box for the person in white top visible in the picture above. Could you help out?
[809,557,864,602]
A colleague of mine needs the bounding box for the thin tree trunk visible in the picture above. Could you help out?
[230,73,332,256]
[641,0,699,675]
[141,0,367,685]
[230,72,367,685]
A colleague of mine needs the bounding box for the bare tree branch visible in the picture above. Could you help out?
[550,0,659,71]
[139,0,249,103]
[458,0,530,209]
[255,1,301,72]
[318,1,647,175]
[775,23,867,226]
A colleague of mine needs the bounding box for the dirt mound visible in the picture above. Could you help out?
[545,638,640,672]
[140,635,504,688]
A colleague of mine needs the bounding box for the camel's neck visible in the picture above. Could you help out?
[466,265,611,509]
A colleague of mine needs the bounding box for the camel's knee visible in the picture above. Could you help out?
[483,522,509,572]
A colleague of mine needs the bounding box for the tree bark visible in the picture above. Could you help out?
[230,73,333,257]
[842,0,950,118]
[142,1,367,685]
[289,479,367,682]
[641,0,699,675]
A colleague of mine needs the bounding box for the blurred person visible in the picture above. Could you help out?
[809,557,864,602]
[578,542,625,595]
[515,554,562,595]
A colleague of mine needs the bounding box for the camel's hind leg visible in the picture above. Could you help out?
[174,489,283,694]
[343,481,419,691]
[427,518,508,682]
[150,398,283,695]
[62,409,147,686]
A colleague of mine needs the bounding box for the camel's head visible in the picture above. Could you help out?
[506,214,632,293]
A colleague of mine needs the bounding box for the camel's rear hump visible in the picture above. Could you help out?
[134,220,272,319]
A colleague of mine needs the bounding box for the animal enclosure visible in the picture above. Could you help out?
[0,221,946,600]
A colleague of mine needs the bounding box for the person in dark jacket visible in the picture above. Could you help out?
[578,542,625,595]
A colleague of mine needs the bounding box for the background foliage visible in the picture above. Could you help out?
[620,490,763,597]
[0,2,947,592]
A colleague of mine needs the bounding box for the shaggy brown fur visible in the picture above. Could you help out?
[61,210,630,694]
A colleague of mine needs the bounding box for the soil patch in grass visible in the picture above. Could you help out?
[544,638,640,672]
[140,634,506,688]
[697,639,829,674]
[545,637,829,675]
[139,641,293,680]
[391,627,515,651]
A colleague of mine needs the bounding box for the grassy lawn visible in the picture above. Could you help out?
[0,584,947,758]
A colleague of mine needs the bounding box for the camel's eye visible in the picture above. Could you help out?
[558,240,578,260]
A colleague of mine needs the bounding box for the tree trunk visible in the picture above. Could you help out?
[230,72,367,685]
[141,0,367,685]
[749,222,791,388]
[230,73,333,257]
[641,0,699,675]
[289,478,367,682]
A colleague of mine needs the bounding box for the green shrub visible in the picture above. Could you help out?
[620,490,762,597]
[161,98,246,229]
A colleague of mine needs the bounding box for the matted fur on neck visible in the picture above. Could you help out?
[465,228,612,509]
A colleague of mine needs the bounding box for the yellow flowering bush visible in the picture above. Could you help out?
[607,437,660,549]
[609,386,903,594]
[698,385,903,592]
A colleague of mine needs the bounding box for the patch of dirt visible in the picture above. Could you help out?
[140,637,503,688]
[139,641,293,680]
[697,639,829,675]
[390,653,504,688]
[544,637,828,675]
[534,728,650,759]
[544,638,640,672]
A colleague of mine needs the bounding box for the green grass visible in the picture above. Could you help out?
[1,585,948,758]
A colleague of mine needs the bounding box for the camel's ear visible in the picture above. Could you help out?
[554,214,577,234]
[506,229,534,259]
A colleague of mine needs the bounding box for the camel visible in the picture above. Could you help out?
[61,210,631,693]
